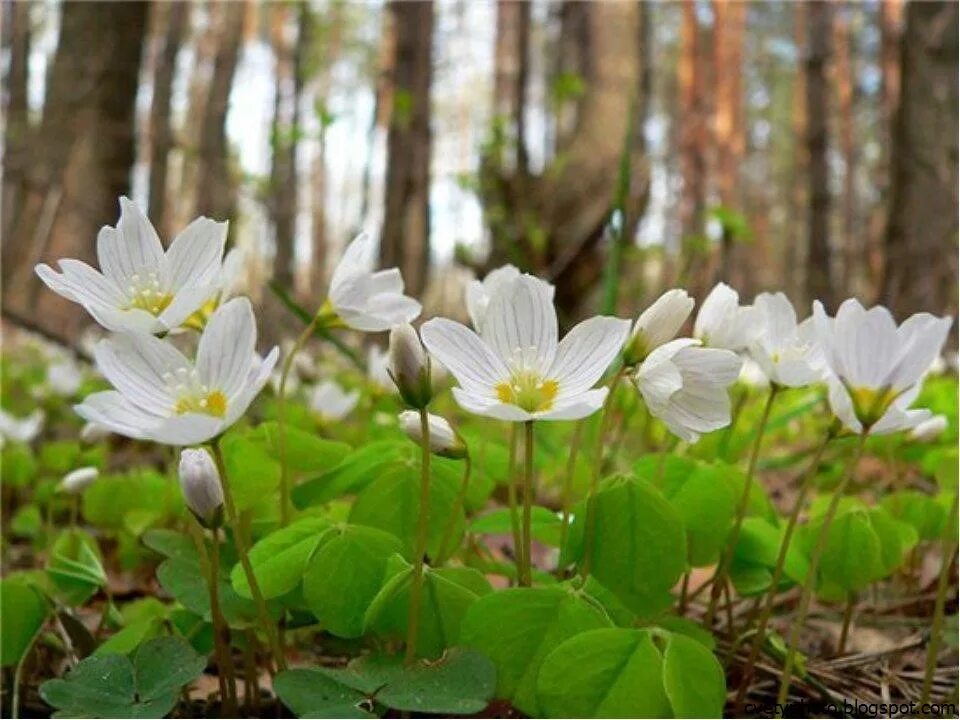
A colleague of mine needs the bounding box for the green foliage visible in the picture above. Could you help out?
[39,636,205,718]
[46,528,106,605]
[231,516,331,599]
[82,470,179,535]
[1,579,48,667]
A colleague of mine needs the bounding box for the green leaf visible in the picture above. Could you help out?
[2,443,36,488]
[882,490,946,542]
[471,506,563,546]
[46,529,106,605]
[230,516,331,599]
[294,441,408,507]
[349,461,465,563]
[1,579,48,667]
[273,668,374,718]
[255,422,352,474]
[82,471,177,534]
[302,524,403,637]
[95,619,163,657]
[662,633,726,717]
[459,586,611,715]
[569,478,686,617]
[730,517,810,596]
[537,628,670,718]
[39,636,205,718]
[220,432,281,512]
[811,508,884,598]
[364,558,487,658]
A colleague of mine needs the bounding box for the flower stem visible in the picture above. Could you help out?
[920,491,958,705]
[704,384,779,630]
[405,408,432,663]
[775,432,868,713]
[210,440,286,672]
[733,428,833,712]
[580,365,628,581]
[558,421,585,557]
[277,315,320,526]
[506,423,522,581]
[437,454,471,562]
[837,592,856,656]
[519,421,536,586]
[201,525,238,716]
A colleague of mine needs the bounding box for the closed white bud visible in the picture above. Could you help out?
[910,414,948,443]
[59,466,99,495]
[178,448,224,528]
[398,411,467,459]
[80,422,111,444]
[624,289,695,366]
[389,323,432,408]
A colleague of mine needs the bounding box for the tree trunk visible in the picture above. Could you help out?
[148,1,189,240]
[834,4,858,294]
[493,0,530,173]
[4,1,148,337]
[882,1,958,318]
[194,0,244,223]
[677,0,707,273]
[1,0,32,244]
[804,0,834,309]
[380,0,433,298]
[359,8,395,226]
[785,2,807,305]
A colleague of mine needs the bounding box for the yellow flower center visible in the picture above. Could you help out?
[495,371,559,413]
[182,297,220,332]
[174,390,228,418]
[125,272,173,317]
[848,385,898,427]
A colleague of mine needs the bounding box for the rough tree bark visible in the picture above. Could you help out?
[784,2,807,305]
[882,1,958,318]
[1,0,32,244]
[380,0,433,298]
[834,4,858,293]
[493,0,530,174]
[3,1,148,337]
[148,1,189,240]
[194,0,244,223]
[804,0,834,309]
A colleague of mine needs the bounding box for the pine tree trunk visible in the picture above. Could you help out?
[1,0,31,245]
[804,0,834,309]
[785,2,808,305]
[4,1,148,337]
[882,1,958,317]
[380,0,433,298]
[834,4,858,294]
[148,1,189,240]
[493,0,530,173]
[194,0,244,223]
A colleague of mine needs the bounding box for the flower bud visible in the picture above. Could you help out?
[910,414,948,443]
[389,323,432,409]
[623,289,694,366]
[59,467,99,495]
[399,411,467,460]
[178,448,224,528]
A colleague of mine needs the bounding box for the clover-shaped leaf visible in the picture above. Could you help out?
[40,636,205,718]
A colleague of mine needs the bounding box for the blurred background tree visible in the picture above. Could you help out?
[1,0,956,341]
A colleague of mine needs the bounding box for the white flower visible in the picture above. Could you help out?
[421,274,630,421]
[389,323,431,407]
[634,339,742,443]
[218,247,247,301]
[748,292,824,388]
[327,234,421,332]
[813,298,952,434]
[59,467,99,495]
[47,358,83,397]
[910,414,949,443]
[465,264,557,332]
[0,409,44,444]
[738,357,771,389]
[367,345,394,393]
[623,289,694,365]
[35,197,228,335]
[694,282,759,352]
[398,411,467,459]
[75,297,278,445]
[80,422,112,444]
[309,380,360,422]
[178,448,224,526]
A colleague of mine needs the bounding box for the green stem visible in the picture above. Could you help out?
[558,421,585,558]
[775,432,868,713]
[11,625,43,720]
[920,492,959,705]
[580,365,628,581]
[837,592,856,656]
[210,440,286,672]
[277,315,320,525]
[203,525,238,716]
[405,408,432,663]
[705,385,779,630]
[505,424,523,581]
[733,428,833,713]
[69,496,79,528]
[437,454,471,562]
[520,421,536,586]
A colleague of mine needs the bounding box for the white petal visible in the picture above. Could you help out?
[48,259,126,308]
[150,414,224,445]
[330,233,372,296]
[421,318,508,396]
[197,297,257,396]
[224,346,279,426]
[888,313,952,391]
[451,387,532,421]
[482,274,558,373]
[753,292,798,348]
[94,334,187,414]
[535,388,608,420]
[826,376,862,434]
[833,299,899,388]
[549,316,631,398]
[632,289,694,351]
[694,282,738,340]
[157,284,218,330]
[162,217,228,289]
[74,391,160,440]
[97,197,164,283]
